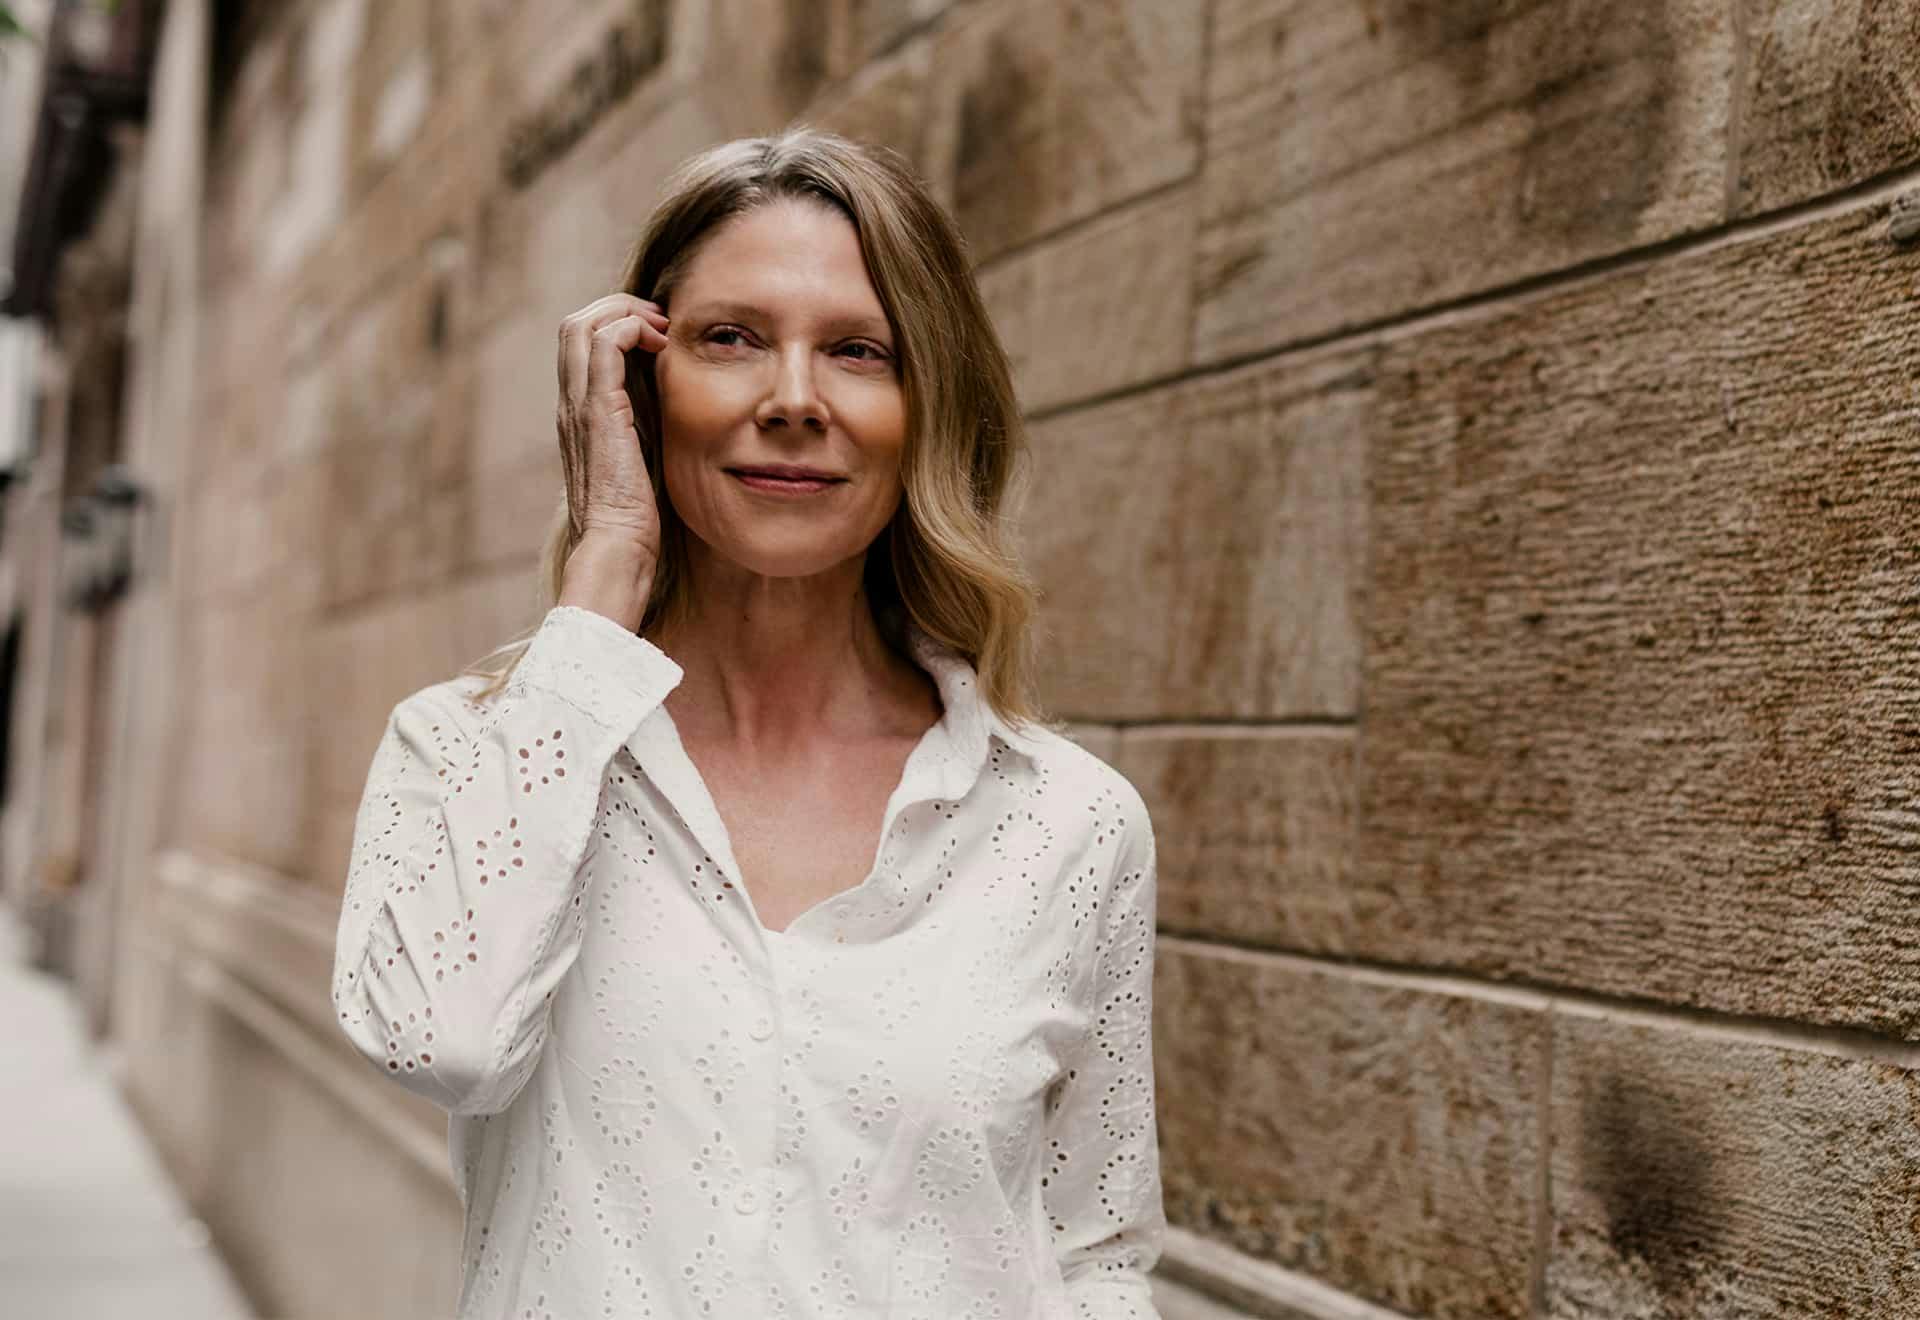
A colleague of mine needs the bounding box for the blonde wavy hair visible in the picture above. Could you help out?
[458,125,1053,734]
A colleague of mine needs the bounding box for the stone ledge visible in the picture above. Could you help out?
[150,850,451,1189]
[1156,1226,1415,1320]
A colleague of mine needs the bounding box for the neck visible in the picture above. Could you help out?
[645,545,930,757]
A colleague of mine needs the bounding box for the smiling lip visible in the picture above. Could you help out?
[728,468,844,496]
[727,465,845,481]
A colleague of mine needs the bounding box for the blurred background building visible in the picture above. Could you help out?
[3,0,1919,1317]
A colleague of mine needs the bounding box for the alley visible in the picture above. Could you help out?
[0,902,253,1319]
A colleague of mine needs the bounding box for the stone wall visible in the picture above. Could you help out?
[114,0,1920,1316]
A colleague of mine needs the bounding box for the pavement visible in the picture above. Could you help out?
[0,899,255,1320]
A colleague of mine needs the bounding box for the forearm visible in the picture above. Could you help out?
[558,532,656,636]
[331,604,682,1114]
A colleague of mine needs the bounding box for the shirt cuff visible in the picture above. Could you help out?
[511,604,685,735]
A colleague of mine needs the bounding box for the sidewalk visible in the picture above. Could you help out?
[0,900,255,1320]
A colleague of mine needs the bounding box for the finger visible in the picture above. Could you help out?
[586,317,651,406]
[577,291,657,324]
[561,295,663,407]
[610,310,668,351]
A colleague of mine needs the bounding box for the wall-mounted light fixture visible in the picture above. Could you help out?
[59,463,147,611]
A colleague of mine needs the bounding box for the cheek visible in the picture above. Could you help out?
[655,357,740,442]
[844,386,908,462]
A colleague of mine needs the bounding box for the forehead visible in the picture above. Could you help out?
[674,200,888,328]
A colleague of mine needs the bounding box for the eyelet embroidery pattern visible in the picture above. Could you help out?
[845,1059,902,1133]
[914,1124,988,1201]
[826,1154,871,1237]
[805,1255,861,1311]
[891,1209,954,1304]
[588,955,663,1044]
[945,1025,1013,1121]
[330,605,1165,1317]
[592,1158,651,1250]
[689,1126,748,1211]
[681,1231,736,1314]
[600,1261,655,1315]
[588,1054,657,1148]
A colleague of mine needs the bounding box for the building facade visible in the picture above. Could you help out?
[5,0,1920,1317]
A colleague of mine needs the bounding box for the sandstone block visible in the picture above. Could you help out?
[463,448,565,578]
[1734,0,1920,216]
[1111,728,1357,952]
[805,29,935,174]
[1157,946,1546,1319]
[923,0,1202,263]
[978,184,1197,413]
[1021,350,1370,721]
[1196,0,1734,362]
[1548,1011,1920,1317]
[1362,200,1920,1033]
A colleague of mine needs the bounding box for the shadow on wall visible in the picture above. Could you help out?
[1369,0,1679,246]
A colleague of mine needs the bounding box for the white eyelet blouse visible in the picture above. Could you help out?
[330,604,1165,1319]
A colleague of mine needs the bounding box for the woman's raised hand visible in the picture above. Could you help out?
[555,294,671,630]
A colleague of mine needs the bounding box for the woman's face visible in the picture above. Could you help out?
[654,198,907,585]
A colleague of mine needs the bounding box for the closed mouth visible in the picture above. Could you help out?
[727,469,846,482]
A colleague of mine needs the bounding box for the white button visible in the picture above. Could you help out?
[734,1186,759,1215]
[749,1015,773,1041]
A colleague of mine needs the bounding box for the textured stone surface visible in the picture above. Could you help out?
[923,0,1203,262]
[346,0,431,186]
[173,585,315,877]
[105,4,1920,1320]
[461,280,568,577]
[692,0,845,140]
[119,921,461,1320]
[1060,722,1120,767]
[464,448,568,576]
[1734,0,1920,215]
[1362,200,1920,1033]
[978,183,1197,412]
[1156,1227,1430,1320]
[1196,0,1734,362]
[1111,728,1359,951]
[309,566,537,812]
[1548,1012,1920,1318]
[1156,946,1547,1320]
[467,309,556,475]
[833,0,952,69]
[1021,350,1370,721]
[312,264,467,611]
[804,29,936,176]
[282,39,501,360]
[475,92,724,347]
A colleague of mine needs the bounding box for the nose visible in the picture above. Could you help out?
[755,343,829,433]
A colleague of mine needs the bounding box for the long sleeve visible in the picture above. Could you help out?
[330,604,683,1117]
[1041,777,1167,1318]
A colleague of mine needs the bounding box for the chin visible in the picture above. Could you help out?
[705,530,878,579]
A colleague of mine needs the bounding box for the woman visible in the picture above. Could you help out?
[331,126,1165,1319]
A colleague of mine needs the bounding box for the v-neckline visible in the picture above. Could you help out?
[636,703,951,944]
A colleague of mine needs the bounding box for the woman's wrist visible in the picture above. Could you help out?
[558,535,656,635]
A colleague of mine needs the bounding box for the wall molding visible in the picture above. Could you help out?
[1155,1227,1413,1320]
[149,848,453,1190]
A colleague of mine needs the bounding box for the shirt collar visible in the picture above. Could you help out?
[903,618,1049,776]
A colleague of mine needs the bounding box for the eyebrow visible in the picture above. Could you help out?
[680,300,893,339]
